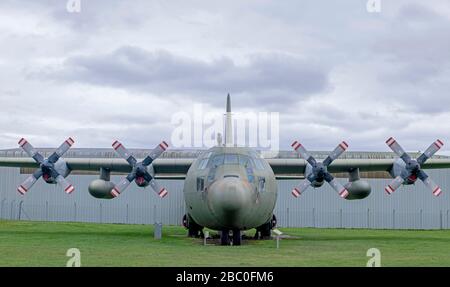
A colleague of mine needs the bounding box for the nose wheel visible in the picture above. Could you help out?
[232,229,241,246]
[220,230,230,245]
[220,229,242,246]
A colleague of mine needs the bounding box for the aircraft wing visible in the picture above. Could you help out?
[0,157,195,180]
[267,158,450,179]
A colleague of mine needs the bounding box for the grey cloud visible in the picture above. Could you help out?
[374,4,450,82]
[33,46,330,107]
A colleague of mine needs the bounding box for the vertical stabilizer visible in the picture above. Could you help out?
[225,94,233,146]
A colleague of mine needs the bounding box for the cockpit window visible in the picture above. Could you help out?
[205,153,264,168]
[224,154,239,165]
[238,155,252,167]
[210,154,225,167]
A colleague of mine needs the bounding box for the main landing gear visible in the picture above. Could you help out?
[254,214,277,239]
[220,229,242,246]
[183,214,204,238]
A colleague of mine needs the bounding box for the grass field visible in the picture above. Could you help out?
[1,219,450,266]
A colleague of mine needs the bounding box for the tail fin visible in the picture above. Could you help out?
[225,94,233,146]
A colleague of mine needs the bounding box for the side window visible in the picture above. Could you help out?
[197,177,205,192]
[207,167,216,182]
[258,177,266,193]
[246,167,254,183]
[198,158,208,170]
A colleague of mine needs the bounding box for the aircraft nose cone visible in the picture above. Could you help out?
[208,177,253,227]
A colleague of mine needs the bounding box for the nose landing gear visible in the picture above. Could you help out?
[220,229,242,246]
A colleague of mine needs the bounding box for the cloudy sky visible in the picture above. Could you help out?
[1,0,450,154]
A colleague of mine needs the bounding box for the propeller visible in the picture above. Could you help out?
[291,140,349,199]
[385,137,443,196]
[111,140,169,198]
[17,137,75,195]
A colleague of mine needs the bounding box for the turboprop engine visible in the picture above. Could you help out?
[17,137,76,195]
[384,137,443,196]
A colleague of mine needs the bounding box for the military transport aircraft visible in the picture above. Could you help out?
[1,95,450,245]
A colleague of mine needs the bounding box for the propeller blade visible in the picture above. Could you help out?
[55,174,75,194]
[48,137,75,164]
[291,141,316,166]
[325,174,349,199]
[291,179,311,198]
[17,169,43,195]
[417,170,442,197]
[423,177,442,197]
[112,141,137,166]
[323,141,348,166]
[148,177,169,198]
[111,175,135,198]
[142,141,169,166]
[417,139,444,165]
[18,138,44,164]
[141,171,168,198]
[386,137,411,162]
[385,175,404,195]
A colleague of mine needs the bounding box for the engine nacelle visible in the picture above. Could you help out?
[389,158,416,185]
[344,179,371,200]
[305,163,325,188]
[43,159,71,184]
[88,179,115,199]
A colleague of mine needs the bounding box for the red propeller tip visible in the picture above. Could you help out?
[111,188,120,198]
[339,189,349,198]
[18,138,27,147]
[159,141,169,151]
[433,187,442,197]
[158,188,168,198]
[340,141,349,150]
[112,141,122,150]
[434,140,444,149]
[386,137,396,146]
[65,185,75,194]
[291,188,301,198]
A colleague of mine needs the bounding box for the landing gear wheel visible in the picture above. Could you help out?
[259,222,271,238]
[255,215,276,239]
[232,229,242,246]
[220,229,230,246]
[184,214,204,238]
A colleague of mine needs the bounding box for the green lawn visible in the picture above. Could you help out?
[0,220,449,266]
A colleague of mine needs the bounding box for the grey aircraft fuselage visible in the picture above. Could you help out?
[183,146,277,231]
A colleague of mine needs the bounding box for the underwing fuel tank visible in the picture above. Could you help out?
[88,179,115,199]
[344,179,371,200]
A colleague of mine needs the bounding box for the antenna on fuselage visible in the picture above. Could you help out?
[225,94,233,147]
[217,133,223,146]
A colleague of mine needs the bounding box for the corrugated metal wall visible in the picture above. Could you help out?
[1,167,449,229]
